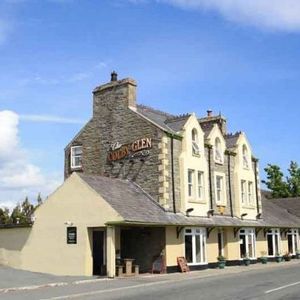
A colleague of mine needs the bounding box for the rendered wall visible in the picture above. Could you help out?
[0,173,122,276]
[165,227,184,267]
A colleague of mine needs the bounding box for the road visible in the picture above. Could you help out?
[2,261,300,300]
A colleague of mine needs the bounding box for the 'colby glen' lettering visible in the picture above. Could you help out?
[107,138,152,162]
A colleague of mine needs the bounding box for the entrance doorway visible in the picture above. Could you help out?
[92,231,105,276]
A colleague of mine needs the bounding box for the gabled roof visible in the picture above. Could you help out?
[225,132,241,149]
[267,197,300,219]
[136,105,189,134]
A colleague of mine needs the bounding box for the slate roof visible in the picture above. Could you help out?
[225,132,240,149]
[266,198,300,219]
[136,105,189,134]
[77,173,300,228]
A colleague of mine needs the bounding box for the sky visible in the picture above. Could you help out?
[1,0,300,209]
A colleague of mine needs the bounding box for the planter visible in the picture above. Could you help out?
[260,257,268,264]
[275,256,283,263]
[283,256,292,261]
[243,258,251,266]
[218,260,226,269]
[296,253,300,259]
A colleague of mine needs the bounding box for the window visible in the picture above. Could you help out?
[71,146,83,169]
[188,169,195,198]
[239,228,256,259]
[215,175,226,204]
[218,230,225,257]
[248,182,254,204]
[242,145,249,169]
[184,228,206,264]
[266,229,281,256]
[191,129,200,156]
[214,138,223,163]
[287,229,298,255]
[241,180,247,204]
[197,171,204,200]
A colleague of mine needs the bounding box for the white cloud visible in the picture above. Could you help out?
[20,114,85,124]
[0,111,62,209]
[131,0,300,32]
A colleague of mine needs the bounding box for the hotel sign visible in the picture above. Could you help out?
[107,138,152,162]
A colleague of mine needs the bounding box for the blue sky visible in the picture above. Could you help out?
[1,0,300,208]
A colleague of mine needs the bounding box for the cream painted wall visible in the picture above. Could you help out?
[165,227,184,266]
[233,133,258,220]
[0,173,122,276]
[179,114,210,216]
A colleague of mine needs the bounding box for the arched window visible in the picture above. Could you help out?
[242,145,249,168]
[191,128,200,155]
[214,137,223,163]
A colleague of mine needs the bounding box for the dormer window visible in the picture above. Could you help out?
[191,128,200,156]
[71,146,82,169]
[242,145,249,169]
[214,137,223,163]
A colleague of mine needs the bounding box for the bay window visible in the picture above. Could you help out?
[239,229,256,259]
[266,229,281,256]
[184,228,207,264]
[287,229,298,255]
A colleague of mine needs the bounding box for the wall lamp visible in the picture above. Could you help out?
[186,208,194,217]
[241,213,248,220]
[256,213,262,219]
[207,209,214,217]
[64,221,74,226]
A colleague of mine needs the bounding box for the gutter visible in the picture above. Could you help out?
[206,144,213,210]
[253,157,260,215]
[170,135,176,213]
[226,150,234,218]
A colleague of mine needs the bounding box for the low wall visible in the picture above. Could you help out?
[0,226,31,268]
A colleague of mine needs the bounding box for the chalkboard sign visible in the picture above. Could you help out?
[67,227,77,244]
[152,255,165,274]
[177,257,190,272]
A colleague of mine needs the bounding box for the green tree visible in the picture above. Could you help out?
[10,197,35,224]
[36,192,43,208]
[287,161,300,197]
[0,207,10,224]
[262,164,290,198]
[10,203,24,224]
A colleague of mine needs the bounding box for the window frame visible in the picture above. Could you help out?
[214,137,223,164]
[287,229,299,255]
[197,171,205,201]
[266,229,281,257]
[184,227,207,265]
[248,181,254,205]
[241,180,247,204]
[70,145,83,169]
[239,228,256,259]
[242,145,249,169]
[188,169,195,198]
[215,173,226,205]
[191,129,200,156]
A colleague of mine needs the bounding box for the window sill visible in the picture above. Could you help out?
[192,153,200,158]
[71,166,82,170]
[188,199,207,204]
[215,161,224,165]
[241,205,256,209]
[187,262,208,266]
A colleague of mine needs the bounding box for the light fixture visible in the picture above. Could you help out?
[186,208,194,217]
[207,209,214,217]
[64,221,73,226]
[241,213,248,220]
[256,213,262,219]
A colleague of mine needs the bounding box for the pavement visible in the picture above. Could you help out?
[1,260,300,299]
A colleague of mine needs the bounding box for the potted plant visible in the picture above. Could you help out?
[242,253,251,266]
[296,250,300,259]
[259,251,268,264]
[275,252,283,263]
[283,252,292,261]
[217,255,226,269]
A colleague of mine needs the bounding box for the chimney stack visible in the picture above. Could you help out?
[207,109,213,117]
[111,71,118,82]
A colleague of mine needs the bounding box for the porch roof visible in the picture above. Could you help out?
[79,174,300,228]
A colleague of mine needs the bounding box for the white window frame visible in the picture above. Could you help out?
[242,145,249,169]
[184,228,207,265]
[191,129,200,156]
[70,146,83,169]
[239,228,256,259]
[248,181,254,205]
[287,229,299,255]
[214,138,223,164]
[197,171,204,200]
[266,229,281,257]
[241,180,247,204]
[188,169,195,198]
[215,173,226,205]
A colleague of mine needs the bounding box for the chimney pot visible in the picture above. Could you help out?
[207,109,213,117]
[111,71,118,82]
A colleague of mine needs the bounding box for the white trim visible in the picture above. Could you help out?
[70,146,83,169]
